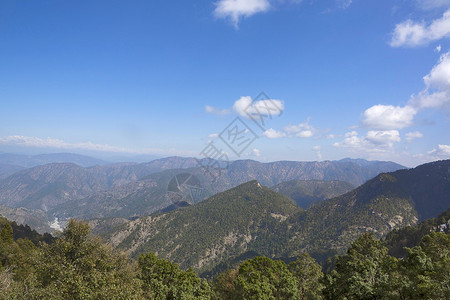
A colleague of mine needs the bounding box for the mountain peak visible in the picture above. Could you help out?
[241,180,261,187]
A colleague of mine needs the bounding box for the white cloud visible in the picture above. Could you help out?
[365,130,401,147]
[284,123,308,134]
[409,52,450,111]
[262,118,316,139]
[428,144,450,157]
[208,133,219,138]
[405,131,424,142]
[333,131,364,149]
[232,96,284,118]
[327,134,336,139]
[263,128,286,138]
[355,52,450,162]
[252,148,261,156]
[283,118,315,138]
[232,96,253,116]
[424,52,450,92]
[390,9,450,47]
[205,105,230,115]
[362,104,417,130]
[333,130,401,152]
[296,130,313,138]
[0,135,191,156]
[312,145,322,159]
[362,52,450,133]
[214,0,270,28]
[436,44,442,52]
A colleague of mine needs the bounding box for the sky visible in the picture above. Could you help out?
[0,0,450,167]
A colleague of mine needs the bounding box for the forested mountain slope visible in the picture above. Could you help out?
[94,160,449,274]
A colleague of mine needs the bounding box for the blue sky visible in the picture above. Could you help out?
[0,0,450,167]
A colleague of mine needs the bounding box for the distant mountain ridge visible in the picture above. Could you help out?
[215,159,404,187]
[0,156,405,220]
[0,153,109,168]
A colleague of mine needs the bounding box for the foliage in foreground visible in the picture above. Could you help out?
[0,219,449,299]
[323,232,450,300]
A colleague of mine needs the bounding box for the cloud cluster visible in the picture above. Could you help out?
[337,50,450,160]
[390,9,450,47]
[428,144,450,157]
[332,21,450,162]
[410,52,450,111]
[334,130,401,152]
[263,128,286,138]
[252,148,261,156]
[262,118,315,139]
[214,0,271,28]
[362,105,417,130]
[284,119,314,138]
[347,52,450,157]
[362,51,450,134]
[232,96,284,118]
[214,0,357,28]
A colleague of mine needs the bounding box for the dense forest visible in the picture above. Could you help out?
[0,217,448,299]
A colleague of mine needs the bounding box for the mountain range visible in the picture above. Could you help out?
[0,156,404,222]
[0,153,109,168]
[91,159,450,276]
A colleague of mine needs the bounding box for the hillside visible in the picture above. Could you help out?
[50,168,215,219]
[93,181,302,273]
[286,160,450,254]
[385,160,450,220]
[0,205,53,234]
[0,163,24,179]
[0,216,54,245]
[94,160,450,274]
[384,207,450,257]
[272,179,354,208]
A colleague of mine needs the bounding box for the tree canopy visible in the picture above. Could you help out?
[0,217,448,300]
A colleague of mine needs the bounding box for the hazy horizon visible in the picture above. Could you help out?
[1,1,450,168]
[0,150,418,168]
